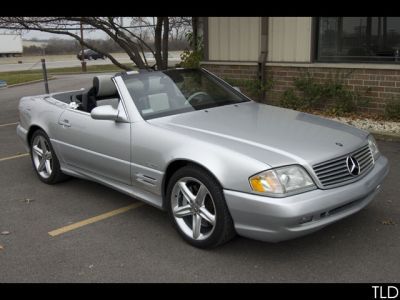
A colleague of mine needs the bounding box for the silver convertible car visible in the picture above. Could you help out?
[17,68,389,248]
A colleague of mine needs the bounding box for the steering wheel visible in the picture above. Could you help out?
[184,91,210,106]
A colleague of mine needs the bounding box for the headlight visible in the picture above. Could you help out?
[367,135,380,160]
[249,165,316,197]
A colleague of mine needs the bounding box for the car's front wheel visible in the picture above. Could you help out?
[30,129,69,184]
[166,165,236,248]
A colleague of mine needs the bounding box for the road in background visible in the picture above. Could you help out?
[0,76,399,282]
[0,51,183,72]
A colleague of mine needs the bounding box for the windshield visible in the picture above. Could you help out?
[122,69,250,120]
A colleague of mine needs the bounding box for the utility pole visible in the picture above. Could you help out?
[80,21,87,72]
[41,58,49,94]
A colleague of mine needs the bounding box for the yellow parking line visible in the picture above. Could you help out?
[0,153,29,162]
[48,202,145,237]
[0,122,18,128]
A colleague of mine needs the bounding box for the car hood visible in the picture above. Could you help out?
[149,101,369,167]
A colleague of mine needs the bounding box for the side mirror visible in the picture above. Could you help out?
[233,86,241,93]
[91,105,119,121]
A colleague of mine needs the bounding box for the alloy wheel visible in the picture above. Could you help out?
[32,135,53,179]
[171,177,216,241]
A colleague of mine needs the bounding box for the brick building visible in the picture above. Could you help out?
[199,17,400,114]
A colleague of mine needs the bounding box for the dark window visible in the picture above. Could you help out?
[316,17,400,63]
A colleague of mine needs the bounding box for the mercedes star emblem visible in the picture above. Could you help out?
[346,156,361,176]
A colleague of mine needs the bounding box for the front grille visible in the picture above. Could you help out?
[313,144,374,188]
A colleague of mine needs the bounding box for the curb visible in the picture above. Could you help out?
[3,76,57,88]
[49,71,120,75]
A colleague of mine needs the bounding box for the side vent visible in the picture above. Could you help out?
[135,173,157,186]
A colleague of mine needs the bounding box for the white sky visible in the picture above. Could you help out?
[1,17,156,41]
[20,30,109,40]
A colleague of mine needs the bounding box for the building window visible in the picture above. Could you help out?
[316,17,400,63]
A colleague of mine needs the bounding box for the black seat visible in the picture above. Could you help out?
[80,75,117,113]
[81,87,97,112]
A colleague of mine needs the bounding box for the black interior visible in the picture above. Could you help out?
[76,87,97,112]
[52,78,120,113]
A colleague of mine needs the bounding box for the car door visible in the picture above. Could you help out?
[54,100,131,185]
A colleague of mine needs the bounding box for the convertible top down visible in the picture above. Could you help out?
[17,68,389,248]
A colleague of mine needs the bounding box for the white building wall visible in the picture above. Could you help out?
[207,17,312,63]
[208,17,261,61]
[268,17,312,62]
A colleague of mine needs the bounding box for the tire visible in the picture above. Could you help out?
[30,129,69,184]
[166,165,236,249]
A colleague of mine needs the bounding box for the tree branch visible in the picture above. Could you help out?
[4,18,132,70]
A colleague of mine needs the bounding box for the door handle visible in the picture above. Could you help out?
[59,119,71,127]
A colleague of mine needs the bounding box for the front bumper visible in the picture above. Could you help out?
[224,155,390,242]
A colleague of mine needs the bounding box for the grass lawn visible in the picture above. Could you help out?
[0,64,135,86]
[0,73,44,85]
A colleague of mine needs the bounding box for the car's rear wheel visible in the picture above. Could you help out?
[30,129,69,184]
[166,165,236,248]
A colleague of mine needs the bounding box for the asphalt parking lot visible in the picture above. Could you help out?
[0,75,399,282]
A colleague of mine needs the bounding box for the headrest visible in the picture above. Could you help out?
[93,75,117,97]
[129,79,145,91]
[148,77,165,93]
[126,76,166,96]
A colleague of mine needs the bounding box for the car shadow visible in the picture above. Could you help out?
[53,174,393,262]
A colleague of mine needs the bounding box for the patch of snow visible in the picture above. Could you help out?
[327,116,400,136]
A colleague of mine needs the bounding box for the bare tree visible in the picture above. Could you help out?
[0,16,188,71]
[162,17,169,70]
[153,17,164,70]
[169,17,192,41]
